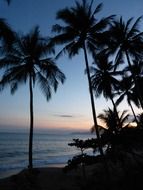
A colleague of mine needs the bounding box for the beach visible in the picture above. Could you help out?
[0,132,95,179]
[1,147,143,190]
[0,166,87,190]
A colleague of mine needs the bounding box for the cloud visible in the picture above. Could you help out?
[53,114,74,118]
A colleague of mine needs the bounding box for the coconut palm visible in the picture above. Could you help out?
[106,16,143,108]
[98,108,130,134]
[97,109,142,167]
[90,53,121,130]
[116,75,140,125]
[95,108,131,148]
[91,108,130,154]
[0,26,65,169]
[50,0,114,156]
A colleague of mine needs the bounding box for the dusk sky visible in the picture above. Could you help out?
[0,0,142,132]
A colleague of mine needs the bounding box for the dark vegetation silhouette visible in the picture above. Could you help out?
[49,0,115,157]
[90,53,121,128]
[1,0,143,189]
[116,75,139,124]
[65,109,143,190]
[104,16,143,109]
[0,27,65,169]
[0,18,15,52]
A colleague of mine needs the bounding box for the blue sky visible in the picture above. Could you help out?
[0,0,142,132]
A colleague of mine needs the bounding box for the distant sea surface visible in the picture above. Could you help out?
[0,132,95,179]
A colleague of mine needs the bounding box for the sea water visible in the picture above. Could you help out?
[0,132,95,178]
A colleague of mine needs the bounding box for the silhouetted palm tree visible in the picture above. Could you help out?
[116,75,139,124]
[90,53,120,130]
[0,27,65,169]
[97,109,143,171]
[106,16,143,108]
[91,108,130,155]
[98,108,130,134]
[50,0,114,156]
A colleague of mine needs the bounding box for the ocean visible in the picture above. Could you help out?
[0,131,95,179]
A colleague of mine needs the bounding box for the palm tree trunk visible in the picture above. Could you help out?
[28,74,34,170]
[83,43,104,157]
[83,44,111,185]
[125,51,143,109]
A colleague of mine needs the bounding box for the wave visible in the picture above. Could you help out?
[0,132,95,178]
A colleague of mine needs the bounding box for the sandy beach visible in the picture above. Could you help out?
[0,166,87,190]
[1,157,143,190]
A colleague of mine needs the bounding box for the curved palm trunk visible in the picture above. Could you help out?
[28,74,34,169]
[125,51,143,109]
[83,43,104,157]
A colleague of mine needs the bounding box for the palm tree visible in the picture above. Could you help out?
[0,27,65,169]
[50,0,114,156]
[106,16,143,108]
[90,108,130,154]
[116,75,140,125]
[97,109,142,169]
[98,108,130,134]
[90,53,121,131]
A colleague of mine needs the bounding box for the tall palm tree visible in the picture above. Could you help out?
[106,16,143,108]
[90,53,120,131]
[116,75,140,125]
[50,0,114,156]
[0,27,65,169]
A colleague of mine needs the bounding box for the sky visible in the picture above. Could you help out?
[0,0,142,133]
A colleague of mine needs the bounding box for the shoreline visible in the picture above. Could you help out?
[0,163,66,180]
[0,165,84,190]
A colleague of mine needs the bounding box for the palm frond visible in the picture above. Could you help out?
[127,16,143,38]
[10,82,18,95]
[93,3,103,16]
[116,94,125,106]
[36,72,52,101]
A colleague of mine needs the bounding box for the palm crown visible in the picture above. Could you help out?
[107,16,143,65]
[1,27,65,99]
[90,53,120,99]
[98,108,130,133]
[51,0,114,57]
